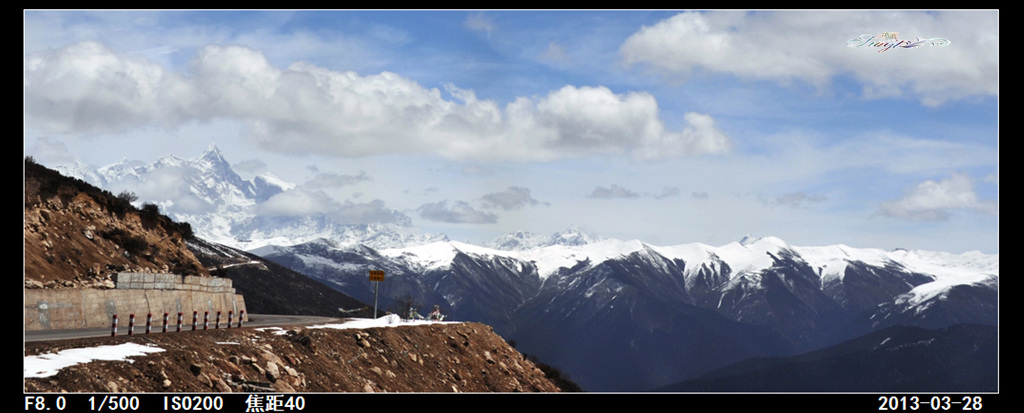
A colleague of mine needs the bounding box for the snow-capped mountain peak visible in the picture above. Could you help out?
[49,145,448,251]
[548,224,602,247]
[487,230,548,251]
[488,225,603,251]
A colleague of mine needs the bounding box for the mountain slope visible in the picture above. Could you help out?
[656,324,997,392]
[186,237,374,318]
[25,158,372,319]
[256,234,997,391]
[25,158,207,287]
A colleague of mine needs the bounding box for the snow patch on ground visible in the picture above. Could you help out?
[24,343,165,378]
[306,314,458,330]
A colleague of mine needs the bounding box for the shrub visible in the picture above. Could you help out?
[141,202,159,215]
[117,191,138,203]
[177,222,195,240]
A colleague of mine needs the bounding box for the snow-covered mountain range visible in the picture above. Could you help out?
[51,146,998,391]
[255,233,997,391]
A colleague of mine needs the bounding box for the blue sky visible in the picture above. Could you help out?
[24,10,999,253]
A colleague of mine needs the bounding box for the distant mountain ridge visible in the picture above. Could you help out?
[256,233,998,391]
[655,324,997,392]
[487,225,603,250]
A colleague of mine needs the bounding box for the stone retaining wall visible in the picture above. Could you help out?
[114,272,235,293]
[25,274,247,331]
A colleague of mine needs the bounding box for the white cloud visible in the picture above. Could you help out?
[620,10,998,106]
[333,199,410,226]
[589,184,639,199]
[256,188,336,217]
[24,41,192,133]
[505,86,731,160]
[418,200,498,224]
[767,192,827,208]
[256,189,407,225]
[25,41,731,162]
[879,173,998,221]
[26,137,76,165]
[115,165,216,215]
[465,12,496,38]
[541,41,569,63]
[233,159,267,176]
[481,186,540,210]
[304,171,371,189]
[654,187,681,200]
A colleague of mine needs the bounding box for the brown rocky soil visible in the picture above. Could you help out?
[24,321,561,393]
[24,160,208,290]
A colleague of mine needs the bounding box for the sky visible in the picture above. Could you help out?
[23,10,999,254]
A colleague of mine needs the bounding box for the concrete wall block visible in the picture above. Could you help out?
[25,289,248,331]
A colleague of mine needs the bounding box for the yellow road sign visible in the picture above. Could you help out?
[369,270,385,281]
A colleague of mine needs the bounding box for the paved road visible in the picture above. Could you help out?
[24,314,346,342]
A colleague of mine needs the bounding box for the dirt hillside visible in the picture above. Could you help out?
[25,321,561,393]
[24,159,207,289]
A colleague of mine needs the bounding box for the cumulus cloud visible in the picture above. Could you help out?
[650,186,680,200]
[256,188,409,225]
[418,200,498,224]
[233,159,267,176]
[879,173,998,221]
[24,41,193,133]
[517,86,732,160]
[619,10,998,106]
[256,188,337,217]
[25,41,731,162]
[304,171,371,189]
[113,165,217,215]
[768,192,827,208]
[333,199,411,226]
[481,186,540,210]
[589,184,639,199]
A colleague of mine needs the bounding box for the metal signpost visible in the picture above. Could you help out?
[369,270,385,318]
